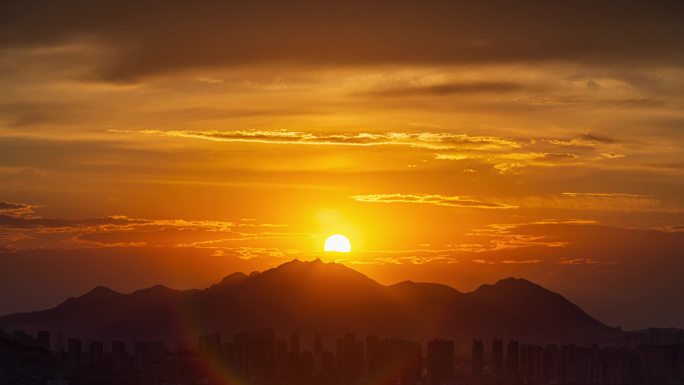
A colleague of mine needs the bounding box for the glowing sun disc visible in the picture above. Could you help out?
[324,234,352,252]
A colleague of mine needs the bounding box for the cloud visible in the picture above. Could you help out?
[558,258,600,265]
[0,201,37,217]
[556,192,680,213]
[499,193,683,213]
[0,214,146,229]
[105,128,637,177]
[485,152,579,174]
[434,152,578,162]
[0,200,303,250]
[431,132,627,173]
[578,133,616,144]
[113,129,521,151]
[350,190,676,214]
[0,101,86,127]
[599,153,626,159]
[661,225,684,233]
[473,259,495,265]
[209,246,306,261]
[115,128,628,176]
[1,1,682,82]
[501,259,545,264]
[350,193,517,209]
[546,137,611,149]
[561,192,651,199]
[358,81,524,97]
[492,162,526,174]
[345,255,456,266]
[462,219,595,252]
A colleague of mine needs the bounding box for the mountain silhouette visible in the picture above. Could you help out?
[0,259,615,345]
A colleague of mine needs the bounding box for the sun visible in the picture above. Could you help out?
[324,234,352,253]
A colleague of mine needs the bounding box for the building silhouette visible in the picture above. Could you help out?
[37,330,50,350]
[492,338,503,380]
[472,339,484,379]
[427,339,454,385]
[67,338,82,371]
[112,340,127,372]
[506,340,519,383]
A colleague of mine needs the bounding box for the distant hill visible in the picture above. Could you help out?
[0,259,616,345]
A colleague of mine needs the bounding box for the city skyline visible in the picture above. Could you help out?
[1,0,684,334]
[3,327,683,385]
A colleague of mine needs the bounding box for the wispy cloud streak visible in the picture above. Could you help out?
[0,200,304,250]
[112,129,521,151]
[350,193,517,209]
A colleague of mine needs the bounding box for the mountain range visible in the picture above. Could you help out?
[0,259,618,346]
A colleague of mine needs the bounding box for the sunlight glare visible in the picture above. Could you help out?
[324,234,352,253]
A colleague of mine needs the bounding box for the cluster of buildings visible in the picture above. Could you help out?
[1,328,683,385]
[471,339,684,384]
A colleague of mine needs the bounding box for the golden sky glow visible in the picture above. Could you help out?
[1,0,683,330]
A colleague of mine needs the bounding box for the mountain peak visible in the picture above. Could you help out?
[471,276,608,332]
[268,258,344,271]
[275,258,328,269]
[58,286,121,309]
[209,272,248,290]
[472,277,539,293]
[248,258,380,292]
[132,284,176,295]
[494,276,538,288]
[87,286,120,297]
[275,258,367,275]
[219,272,248,284]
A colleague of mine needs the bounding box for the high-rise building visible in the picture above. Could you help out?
[530,344,543,384]
[543,344,559,384]
[335,333,364,384]
[67,338,82,371]
[321,351,335,381]
[112,340,126,372]
[37,330,50,350]
[297,350,315,384]
[559,344,577,384]
[506,340,519,382]
[366,335,379,377]
[590,344,601,384]
[427,339,454,385]
[275,339,289,381]
[89,340,104,366]
[12,330,31,346]
[134,341,149,372]
[472,339,484,378]
[234,330,276,385]
[492,339,503,378]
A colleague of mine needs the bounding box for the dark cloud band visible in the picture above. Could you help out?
[1,1,683,81]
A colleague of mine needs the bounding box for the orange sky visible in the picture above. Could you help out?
[1,0,683,329]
